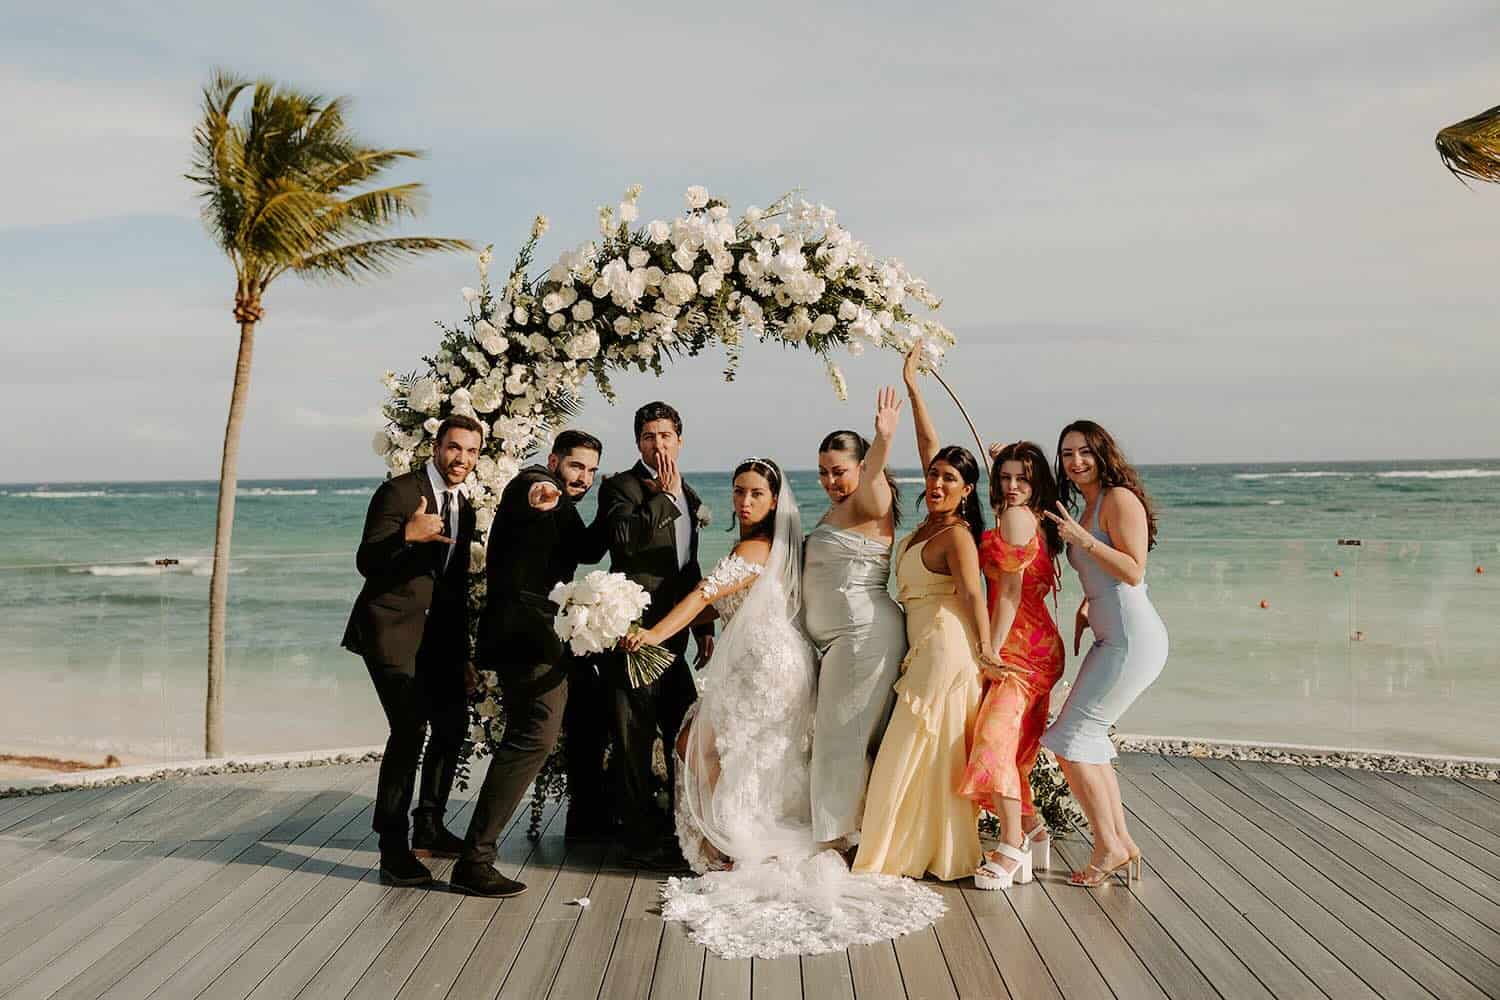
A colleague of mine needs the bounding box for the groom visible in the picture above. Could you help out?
[598,401,713,869]
[342,415,481,886]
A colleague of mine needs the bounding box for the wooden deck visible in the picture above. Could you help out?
[1,753,1498,999]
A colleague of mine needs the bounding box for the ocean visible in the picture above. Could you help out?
[2,460,1497,763]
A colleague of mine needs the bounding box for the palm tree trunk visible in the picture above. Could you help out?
[206,318,256,757]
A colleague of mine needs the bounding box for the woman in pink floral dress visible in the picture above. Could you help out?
[958,441,1065,891]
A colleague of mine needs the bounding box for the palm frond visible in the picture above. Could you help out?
[288,236,474,282]
[187,71,469,288]
[1436,104,1500,183]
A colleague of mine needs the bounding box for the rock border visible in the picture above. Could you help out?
[0,746,384,798]
[1118,734,1500,782]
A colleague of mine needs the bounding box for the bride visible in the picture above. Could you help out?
[623,457,943,959]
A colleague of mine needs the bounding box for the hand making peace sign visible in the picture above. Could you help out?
[1042,501,1094,550]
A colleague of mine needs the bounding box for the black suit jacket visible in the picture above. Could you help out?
[341,468,475,675]
[597,460,708,650]
[478,465,608,674]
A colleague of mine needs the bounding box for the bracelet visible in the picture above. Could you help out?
[1085,538,1096,552]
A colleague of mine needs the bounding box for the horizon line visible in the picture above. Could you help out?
[4,455,1499,487]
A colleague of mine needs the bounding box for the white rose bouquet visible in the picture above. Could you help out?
[550,570,675,688]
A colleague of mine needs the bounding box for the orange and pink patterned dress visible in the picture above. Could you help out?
[957,524,1065,817]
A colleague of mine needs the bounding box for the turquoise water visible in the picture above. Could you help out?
[2,460,1497,761]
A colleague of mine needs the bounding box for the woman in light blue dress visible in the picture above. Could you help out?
[804,387,908,846]
[1041,420,1168,887]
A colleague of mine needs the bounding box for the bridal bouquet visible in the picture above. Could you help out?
[550,570,674,687]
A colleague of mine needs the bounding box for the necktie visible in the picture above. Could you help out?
[439,491,453,568]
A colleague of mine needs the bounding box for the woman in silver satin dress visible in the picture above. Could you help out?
[804,387,909,846]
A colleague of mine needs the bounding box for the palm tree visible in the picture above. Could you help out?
[1436,103,1500,183]
[187,71,471,757]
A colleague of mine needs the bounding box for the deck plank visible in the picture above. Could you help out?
[891,926,957,1000]
[1147,757,1461,999]
[1200,759,1500,993]
[847,941,906,1000]
[597,872,665,1000]
[7,755,1498,1000]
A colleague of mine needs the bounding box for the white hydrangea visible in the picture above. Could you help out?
[408,377,442,415]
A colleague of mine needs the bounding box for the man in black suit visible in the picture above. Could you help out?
[597,401,714,868]
[450,430,608,896]
[343,415,481,885]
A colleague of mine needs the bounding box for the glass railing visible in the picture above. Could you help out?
[1,537,1495,766]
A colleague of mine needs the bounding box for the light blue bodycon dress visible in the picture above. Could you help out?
[1041,504,1168,764]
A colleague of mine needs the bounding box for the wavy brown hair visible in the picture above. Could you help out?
[1054,420,1159,550]
[990,440,1061,557]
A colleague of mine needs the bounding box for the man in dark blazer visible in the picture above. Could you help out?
[451,430,608,896]
[342,415,481,885]
[597,401,714,868]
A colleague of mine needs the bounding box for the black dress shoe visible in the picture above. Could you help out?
[379,851,434,886]
[450,861,528,897]
[622,841,690,872]
[411,820,465,858]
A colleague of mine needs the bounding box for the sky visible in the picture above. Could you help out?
[3,1,1498,481]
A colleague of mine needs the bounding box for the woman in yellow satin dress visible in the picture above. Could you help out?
[853,350,1001,881]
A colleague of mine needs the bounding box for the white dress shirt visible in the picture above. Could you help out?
[425,460,466,569]
[644,460,691,569]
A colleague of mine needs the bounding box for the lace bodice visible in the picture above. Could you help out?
[699,552,763,622]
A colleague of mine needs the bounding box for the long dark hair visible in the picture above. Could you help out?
[928,446,986,549]
[730,457,782,541]
[991,440,1061,557]
[817,430,903,527]
[1055,420,1159,550]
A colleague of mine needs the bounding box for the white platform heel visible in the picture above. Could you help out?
[1024,825,1051,872]
[973,841,1032,890]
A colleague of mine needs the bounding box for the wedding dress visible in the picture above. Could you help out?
[662,474,945,959]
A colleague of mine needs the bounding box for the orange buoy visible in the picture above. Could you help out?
[1333,569,1342,577]
[1478,566,1485,574]
[1259,599,1270,609]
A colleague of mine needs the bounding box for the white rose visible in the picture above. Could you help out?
[548,313,566,332]
[560,284,578,307]
[571,300,595,322]
[476,321,509,356]
[838,300,858,321]
[613,315,634,336]
[512,306,530,326]
[505,367,531,395]
[743,205,763,223]
[685,185,710,209]
[542,291,564,314]
[566,329,601,360]
[646,220,671,244]
[644,265,665,286]
[671,245,697,272]
[529,332,553,354]
[698,270,723,297]
[475,506,495,534]
[628,247,650,269]
[661,272,697,306]
[449,387,473,410]
[423,417,442,436]
[811,313,836,336]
